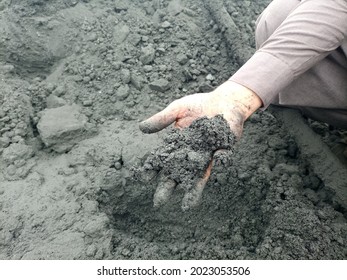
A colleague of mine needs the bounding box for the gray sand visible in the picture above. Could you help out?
[0,0,346,260]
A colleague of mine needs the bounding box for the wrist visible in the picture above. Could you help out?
[213,81,262,119]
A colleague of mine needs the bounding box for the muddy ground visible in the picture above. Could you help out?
[0,0,346,260]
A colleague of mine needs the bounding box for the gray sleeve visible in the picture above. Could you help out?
[229,0,347,108]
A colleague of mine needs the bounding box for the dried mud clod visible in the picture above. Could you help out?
[136,115,236,194]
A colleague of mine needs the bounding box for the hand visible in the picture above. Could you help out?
[139,81,262,210]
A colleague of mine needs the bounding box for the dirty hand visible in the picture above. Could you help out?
[139,80,262,209]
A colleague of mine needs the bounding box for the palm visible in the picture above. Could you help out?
[139,81,261,209]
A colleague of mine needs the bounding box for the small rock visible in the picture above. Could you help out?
[121,248,131,257]
[149,78,170,92]
[143,65,153,72]
[116,85,130,100]
[88,33,98,42]
[46,94,66,109]
[37,105,92,153]
[158,65,167,71]
[14,159,26,168]
[128,33,141,46]
[206,50,217,58]
[140,45,156,65]
[1,116,10,123]
[0,136,10,149]
[190,69,200,75]
[156,47,166,54]
[6,165,16,176]
[177,53,188,65]
[114,161,122,170]
[86,245,97,257]
[120,69,131,84]
[0,64,15,74]
[84,216,109,238]
[130,73,144,90]
[206,73,215,81]
[113,24,130,44]
[287,142,298,158]
[53,85,66,97]
[161,21,171,28]
[114,1,128,13]
[198,82,214,92]
[168,0,183,16]
[2,143,34,164]
[82,100,93,107]
[141,35,149,42]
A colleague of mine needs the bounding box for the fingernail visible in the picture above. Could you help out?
[139,121,151,133]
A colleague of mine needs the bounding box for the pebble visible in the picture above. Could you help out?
[114,162,122,170]
[86,245,97,257]
[120,68,131,84]
[143,65,153,72]
[14,159,26,168]
[177,53,188,65]
[130,73,143,90]
[273,246,282,254]
[6,164,16,176]
[83,100,93,107]
[149,78,170,92]
[37,105,90,153]
[116,85,130,100]
[46,94,66,109]
[190,69,200,75]
[140,45,156,65]
[0,136,10,148]
[1,116,10,123]
[287,142,298,158]
[113,24,130,44]
[161,21,171,28]
[168,0,183,16]
[128,33,141,46]
[53,85,66,97]
[141,35,149,42]
[206,73,215,81]
[121,248,131,257]
[112,62,122,70]
[88,33,98,42]
[2,143,34,164]
[158,65,167,71]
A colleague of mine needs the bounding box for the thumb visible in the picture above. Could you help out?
[139,100,181,133]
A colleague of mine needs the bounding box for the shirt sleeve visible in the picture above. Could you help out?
[229,0,347,108]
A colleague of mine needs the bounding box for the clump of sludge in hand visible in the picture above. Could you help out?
[135,115,236,195]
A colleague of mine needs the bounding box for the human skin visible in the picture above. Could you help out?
[140,80,262,208]
[140,80,262,136]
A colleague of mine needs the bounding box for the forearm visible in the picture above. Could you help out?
[230,0,347,108]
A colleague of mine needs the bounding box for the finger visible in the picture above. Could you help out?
[174,116,198,129]
[153,177,176,208]
[139,101,181,134]
[181,160,213,211]
[223,112,244,140]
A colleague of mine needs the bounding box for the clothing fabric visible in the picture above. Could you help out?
[229,0,347,127]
